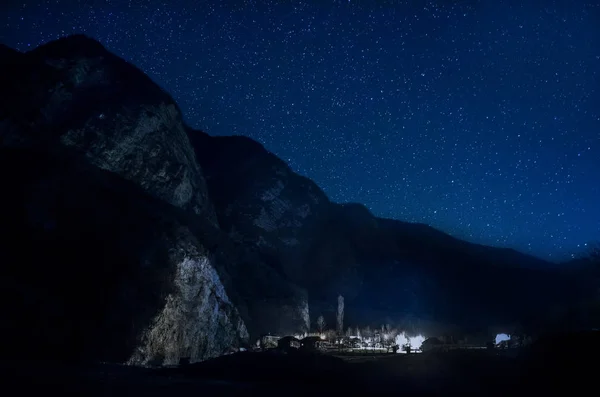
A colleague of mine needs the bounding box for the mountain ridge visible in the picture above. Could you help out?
[0,35,590,365]
[189,127,553,268]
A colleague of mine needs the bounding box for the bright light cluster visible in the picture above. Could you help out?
[395,332,426,353]
[495,333,510,345]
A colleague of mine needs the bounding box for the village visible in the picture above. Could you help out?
[251,296,528,357]
[255,327,527,356]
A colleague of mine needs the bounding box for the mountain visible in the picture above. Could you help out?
[0,35,589,365]
[0,35,307,365]
[190,130,583,332]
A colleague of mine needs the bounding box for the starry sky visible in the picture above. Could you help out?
[2,0,599,261]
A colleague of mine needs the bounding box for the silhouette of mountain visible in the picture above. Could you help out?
[0,35,591,364]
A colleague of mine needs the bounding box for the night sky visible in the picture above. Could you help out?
[2,1,599,260]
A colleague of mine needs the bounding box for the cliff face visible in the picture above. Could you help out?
[0,35,216,223]
[189,132,331,285]
[0,145,247,364]
[128,253,249,366]
[0,36,248,364]
[0,36,312,363]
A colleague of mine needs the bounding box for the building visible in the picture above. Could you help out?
[300,336,326,351]
[278,336,301,352]
[258,334,280,350]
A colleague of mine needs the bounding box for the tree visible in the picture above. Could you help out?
[382,324,393,347]
[336,295,345,335]
[316,315,326,334]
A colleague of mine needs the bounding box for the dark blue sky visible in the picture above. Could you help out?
[2,0,599,260]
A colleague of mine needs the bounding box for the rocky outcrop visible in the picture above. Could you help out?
[0,35,216,223]
[189,132,331,286]
[0,36,248,364]
[0,35,310,363]
[189,132,327,333]
[0,144,246,364]
[209,235,311,338]
[128,252,249,366]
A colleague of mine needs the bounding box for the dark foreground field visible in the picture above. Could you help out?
[4,332,599,396]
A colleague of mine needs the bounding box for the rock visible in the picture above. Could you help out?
[0,36,311,360]
[0,36,250,364]
[188,131,331,285]
[0,144,247,364]
[210,237,311,337]
[0,35,217,224]
[188,131,324,336]
[126,243,250,366]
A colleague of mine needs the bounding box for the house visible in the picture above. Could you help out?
[278,336,301,352]
[348,337,362,349]
[258,334,281,350]
[300,336,325,351]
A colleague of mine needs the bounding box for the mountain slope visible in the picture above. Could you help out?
[0,35,589,366]
[189,126,583,334]
[0,143,248,364]
[0,35,308,364]
[0,35,216,222]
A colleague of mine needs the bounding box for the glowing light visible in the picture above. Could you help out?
[395,332,409,349]
[394,332,426,353]
[409,335,426,350]
[495,333,510,344]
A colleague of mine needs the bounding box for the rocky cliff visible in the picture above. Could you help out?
[1,36,317,364]
[0,35,589,366]
[1,35,215,222]
[0,36,256,364]
[0,144,247,364]
[189,132,332,286]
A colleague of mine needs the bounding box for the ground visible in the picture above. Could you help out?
[3,347,594,396]
[334,350,520,394]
